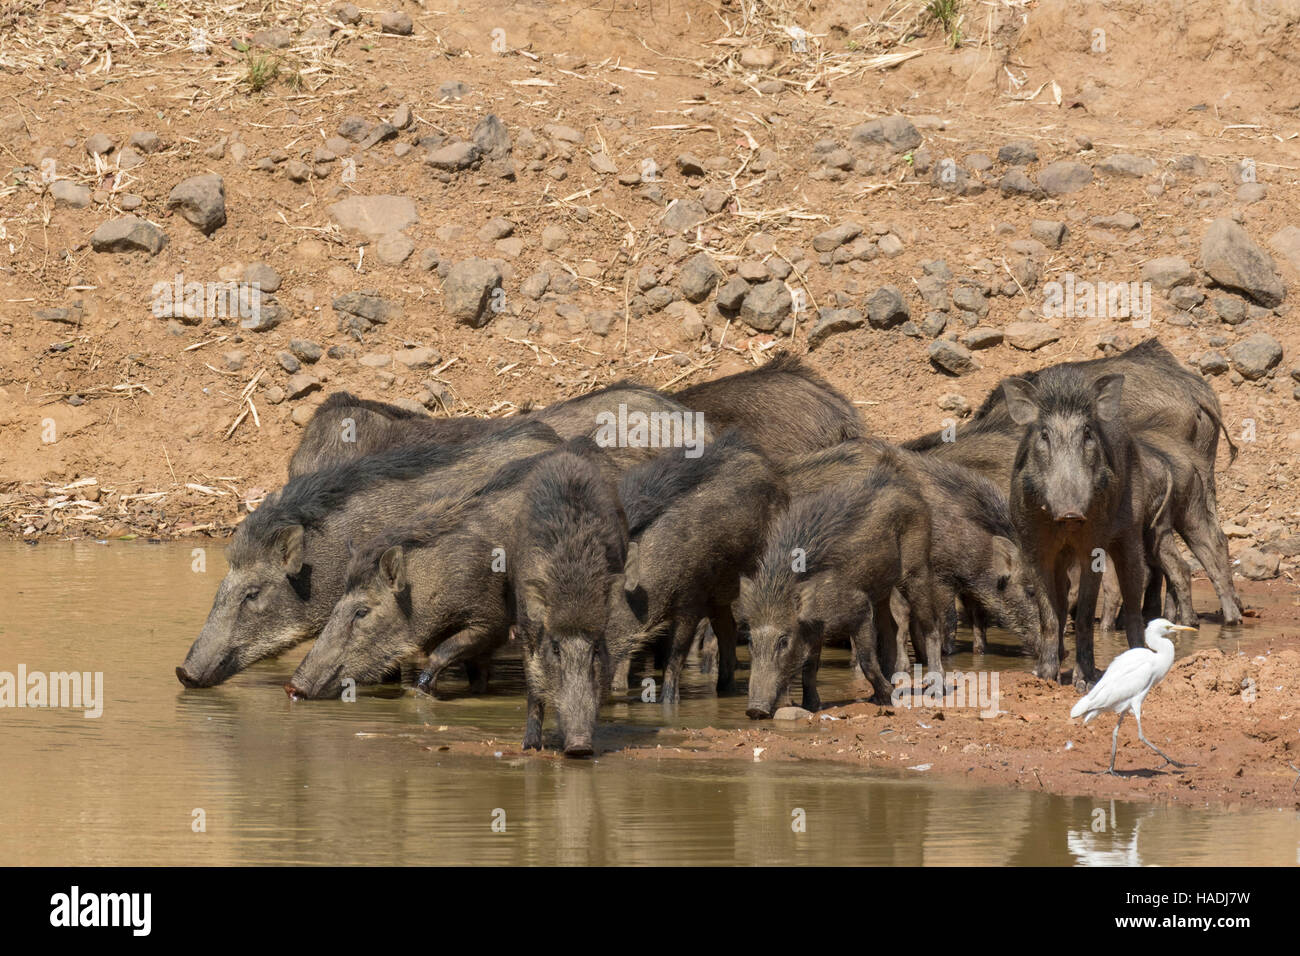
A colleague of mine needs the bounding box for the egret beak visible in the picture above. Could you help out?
[1170,625,1197,634]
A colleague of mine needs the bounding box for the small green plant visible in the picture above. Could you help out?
[926,0,963,48]
[243,53,280,92]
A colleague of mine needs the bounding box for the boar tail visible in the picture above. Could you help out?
[1148,466,1173,531]
[1201,398,1237,468]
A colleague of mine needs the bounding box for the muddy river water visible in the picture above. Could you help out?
[2,541,1297,865]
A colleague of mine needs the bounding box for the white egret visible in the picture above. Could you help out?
[1070,618,1197,775]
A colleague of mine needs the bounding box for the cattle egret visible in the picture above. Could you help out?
[1069,618,1197,775]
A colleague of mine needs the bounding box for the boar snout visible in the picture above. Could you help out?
[745,705,772,720]
[176,641,239,688]
[563,736,594,758]
[284,682,304,701]
[1054,510,1085,523]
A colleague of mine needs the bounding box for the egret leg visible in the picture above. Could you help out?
[1134,709,1193,768]
[1103,711,1125,776]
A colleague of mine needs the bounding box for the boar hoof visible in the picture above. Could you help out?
[746,706,771,720]
[522,735,542,751]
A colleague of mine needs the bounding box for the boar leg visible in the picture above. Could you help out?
[523,692,546,751]
[1156,536,1196,626]
[696,619,718,677]
[871,600,903,688]
[708,602,739,694]
[800,646,823,713]
[1098,562,1121,635]
[854,602,896,703]
[463,658,490,695]
[661,614,701,705]
[968,599,989,655]
[1034,560,1068,683]
[415,626,504,698]
[1110,537,1148,653]
[1071,558,1103,690]
[609,656,632,694]
[1178,513,1242,626]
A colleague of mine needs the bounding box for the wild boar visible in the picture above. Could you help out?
[736,456,943,718]
[611,430,788,702]
[1003,369,1148,688]
[176,419,560,688]
[514,450,629,756]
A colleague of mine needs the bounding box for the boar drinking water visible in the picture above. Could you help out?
[782,439,1041,660]
[612,429,788,702]
[176,419,560,688]
[1003,369,1148,688]
[284,439,622,700]
[736,456,943,717]
[513,450,629,756]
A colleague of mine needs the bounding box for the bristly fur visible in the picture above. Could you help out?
[922,456,1016,539]
[519,451,627,632]
[315,390,428,420]
[341,437,606,589]
[235,418,558,560]
[618,429,756,535]
[753,464,895,596]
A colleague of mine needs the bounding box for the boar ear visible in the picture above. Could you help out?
[623,540,640,594]
[1093,373,1125,422]
[520,580,547,627]
[990,535,1016,585]
[275,525,305,576]
[379,546,407,593]
[1002,377,1040,426]
[737,575,755,606]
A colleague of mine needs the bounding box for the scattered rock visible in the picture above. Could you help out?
[928,340,978,375]
[807,308,864,349]
[866,286,909,329]
[1005,322,1061,351]
[329,194,419,239]
[849,116,921,153]
[375,231,415,266]
[50,180,91,208]
[1097,153,1155,178]
[813,222,862,253]
[1226,332,1283,380]
[740,280,792,332]
[1236,547,1280,581]
[166,173,226,234]
[243,262,281,293]
[443,258,503,328]
[1037,161,1093,196]
[679,252,723,303]
[1201,218,1285,307]
[660,198,708,234]
[1141,256,1194,291]
[379,11,413,35]
[90,216,167,255]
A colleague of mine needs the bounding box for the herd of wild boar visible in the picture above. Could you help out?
[176,340,1242,756]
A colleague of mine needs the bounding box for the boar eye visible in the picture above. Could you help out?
[1038,427,1050,443]
[242,587,260,604]
[550,640,560,656]
[353,606,370,621]
[777,635,790,653]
